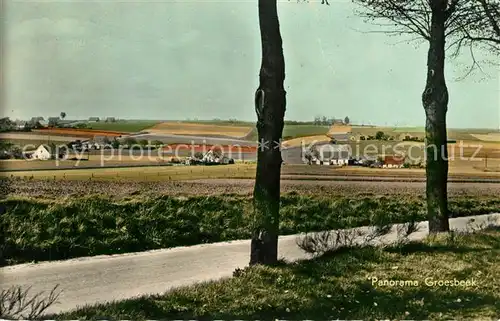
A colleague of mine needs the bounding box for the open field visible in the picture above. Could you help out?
[0,133,81,144]
[3,159,500,181]
[282,125,330,139]
[343,126,498,142]
[32,128,127,138]
[162,143,256,153]
[291,138,500,155]
[50,228,500,320]
[2,155,500,179]
[1,137,500,175]
[4,176,500,200]
[471,133,500,142]
[126,132,258,146]
[0,139,70,149]
[86,120,161,133]
[177,120,254,126]
[282,135,330,147]
[146,122,331,141]
[147,122,254,139]
[327,125,353,135]
[392,126,426,132]
[332,140,500,159]
[0,156,172,171]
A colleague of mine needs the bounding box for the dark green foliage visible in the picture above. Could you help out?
[2,194,499,265]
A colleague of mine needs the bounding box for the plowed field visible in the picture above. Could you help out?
[147,122,253,138]
[33,128,127,138]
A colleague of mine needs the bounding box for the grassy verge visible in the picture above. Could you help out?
[2,194,500,266]
[51,228,500,320]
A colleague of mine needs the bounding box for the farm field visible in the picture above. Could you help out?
[471,133,500,142]
[33,128,127,138]
[282,135,330,147]
[145,122,332,141]
[0,155,172,171]
[86,120,161,133]
[345,126,498,141]
[4,175,500,202]
[2,158,500,182]
[147,122,254,139]
[162,143,256,153]
[282,125,330,139]
[0,139,70,149]
[343,140,500,159]
[0,132,81,144]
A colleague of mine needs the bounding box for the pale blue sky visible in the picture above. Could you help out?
[2,0,499,128]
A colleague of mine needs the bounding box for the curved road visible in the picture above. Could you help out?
[128,133,258,147]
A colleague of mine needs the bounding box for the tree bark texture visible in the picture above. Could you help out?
[250,0,286,265]
[422,0,450,233]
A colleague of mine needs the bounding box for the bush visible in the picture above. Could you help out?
[151,140,163,147]
[170,157,181,164]
[122,137,137,146]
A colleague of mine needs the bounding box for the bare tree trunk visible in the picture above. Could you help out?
[422,1,450,233]
[250,0,286,265]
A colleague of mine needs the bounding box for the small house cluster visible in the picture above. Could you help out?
[185,149,235,165]
[307,142,410,169]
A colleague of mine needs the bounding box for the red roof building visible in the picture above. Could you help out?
[383,155,405,167]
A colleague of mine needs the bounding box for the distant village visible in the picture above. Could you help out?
[0,116,118,132]
[0,114,428,168]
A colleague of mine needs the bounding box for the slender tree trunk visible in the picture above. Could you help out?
[422,1,450,233]
[250,0,286,265]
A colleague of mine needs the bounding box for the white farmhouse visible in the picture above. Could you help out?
[330,157,349,166]
[32,145,52,160]
[313,143,350,166]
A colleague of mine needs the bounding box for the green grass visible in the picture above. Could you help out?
[2,194,500,266]
[282,125,330,139]
[51,228,500,320]
[86,121,160,133]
